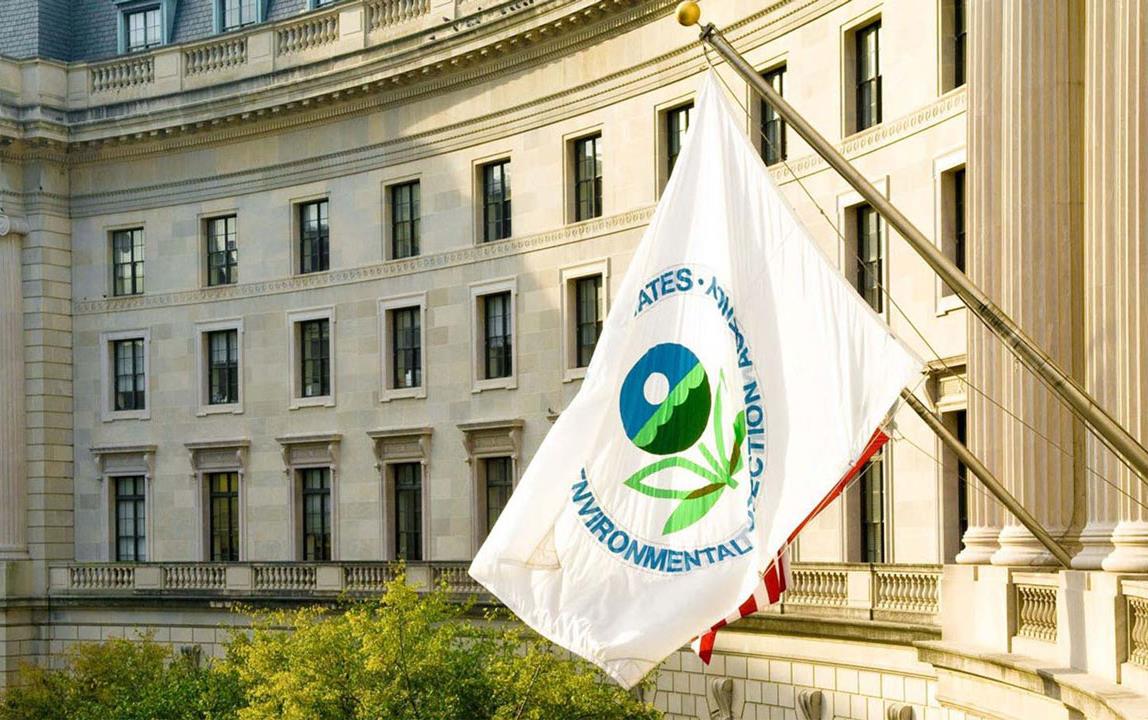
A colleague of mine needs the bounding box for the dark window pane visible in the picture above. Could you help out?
[761,67,787,166]
[299,200,330,274]
[115,476,146,561]
[299,319,331,398]
[954,168,966,273]
[484,457,513,533]
[956,410,968,544]
[300,468,331,561]
[666,104,692,178]
[394,463,422,561]
[855,205,882,313]
[482,162,511,242]
[855,21,882,131]
[953,0,967,88]
[112,228,145,296]
[573,135,603,221]
[207,329,239,405]
[113,338,146,411]
[206,216,238,286]
[483,292,512,379]
[391,306,421,389]
[858,454,885,563]
[208,472,240,562]
[574,275,602,368]
[391,182,420,259]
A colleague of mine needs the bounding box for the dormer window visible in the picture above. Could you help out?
[115,0,175,54]
[222,0,259,30]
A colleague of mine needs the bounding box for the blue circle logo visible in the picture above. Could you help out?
[619,343,712,456]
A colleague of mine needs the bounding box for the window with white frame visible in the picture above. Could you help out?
[221,0,259,30]
[368,427,431,561]
[570,134,603,222]
[92,445,155,562]
[379,294,427,401]
[288,308,336,407]
[101,330,151,421]
[656,101,693,192]
[460,420,522,551]
[196,319,243,414]
[479,160,512,243]
[844,17,882,134]
[186,439,249,562]
[933,150,967,312]
[760,66,787,166]
[387,180,420,259]
[205,215,238,287]
[296,198,330,275]
[277,433,340,561]
[116,0,174,54]
[471,278,517,391]
[111,228,145,297]
[837,179,888,317]
[560,260,609,381]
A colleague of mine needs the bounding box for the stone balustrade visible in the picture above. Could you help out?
[1013,573,1058,643]
[50,561,481,597]
[184,37,248,76]
[89,56,154,94]
[781,563,943,625]
[1126,581,1148,671]
[276,13,340,55]
[367,0,432,32]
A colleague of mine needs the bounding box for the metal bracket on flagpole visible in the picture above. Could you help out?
[899,389,1072,568]
[676,2,1148,490]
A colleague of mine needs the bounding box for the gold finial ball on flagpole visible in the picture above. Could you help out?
[676,1,701,26]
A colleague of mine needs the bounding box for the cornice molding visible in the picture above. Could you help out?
[72,205,654,315]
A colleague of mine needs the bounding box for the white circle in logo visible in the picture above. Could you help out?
[643,372,669,405]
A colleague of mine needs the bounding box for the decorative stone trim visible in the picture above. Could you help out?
[74,207,652,315]
[90,56,155,94]
[277,13,339,55]
[710,677,735,720]
[184,37,248,76]
[1013,573,1058,643]
[185,439,249,479]
[458,419,523,463]
[91,444,157,480]
[796,689,822,720]
[275,433,342,473]
[367,427,432,469]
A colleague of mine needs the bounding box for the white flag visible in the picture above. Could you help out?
[469,71,921,687]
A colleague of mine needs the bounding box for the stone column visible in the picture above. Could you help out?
[957,0,1005,564]
[1080,0,1148,572]
[0,214,28,558]
[988,0,1085,567]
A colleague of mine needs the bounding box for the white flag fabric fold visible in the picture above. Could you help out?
[469,71,921,688]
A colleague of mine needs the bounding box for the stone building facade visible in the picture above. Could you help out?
[1,0,1147,718]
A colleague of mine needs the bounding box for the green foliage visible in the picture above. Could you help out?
[0,635,242,720]
[1,576,661,720]
[223,575,661,720]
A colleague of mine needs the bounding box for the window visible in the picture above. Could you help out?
[483,292,512,380]
[206,215,237,286]
[761,67,787,166]
[115,476,147,561]
[207,329,239,405]
[666,105,692,178]
[208,472,240,562]
[391,307,421,390]
[112,228,144,297]
[953,168,966,273]
[299,318,330,398]
[390,181,420,259]
[854,204,882,312]
[484,457,514,533]
[113,338,146,412]
[125,7,162,52]
[574,275,602,368]
[222,0,258,30]
[300,468,331,561]
[952,0,967,89]
[481,161,511,242]
[858,454,885,563]
[573,135,603,221]
[298,199,329,274]
[393,463,422,561]
[854,20,882,132]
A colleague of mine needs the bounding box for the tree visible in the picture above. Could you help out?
[222,575,661,720]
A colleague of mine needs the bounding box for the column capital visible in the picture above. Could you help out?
[0,213,29,237]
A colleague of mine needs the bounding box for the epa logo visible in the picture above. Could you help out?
[619,342,746,536]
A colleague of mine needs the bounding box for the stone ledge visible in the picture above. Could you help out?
[918,640,1148,720]
[734,612,940,646]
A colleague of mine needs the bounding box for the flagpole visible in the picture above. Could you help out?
[898,390,1073,567]
[676,2,1148,488]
